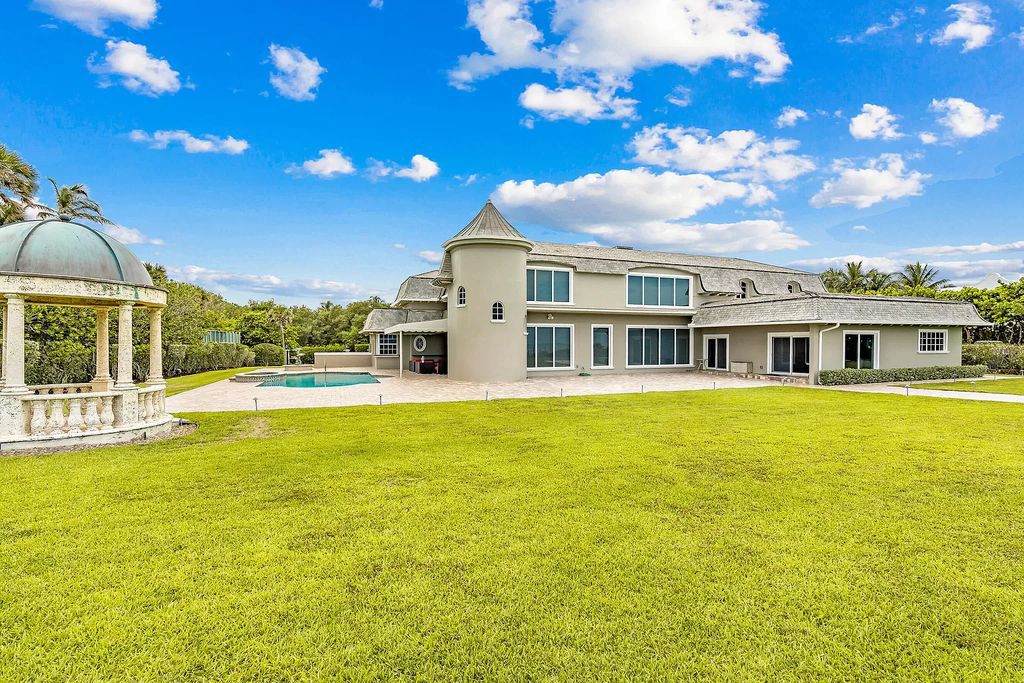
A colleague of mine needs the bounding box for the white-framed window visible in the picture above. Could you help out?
[768,333,811,375]
[626,326,692,368]
[491,301,505,322]
[705,334,729,370]
[456,286,466,307]
[527,324,574,370]
[626,272,692,308]
[918,329,948,353]
[527,267,573,304]
[591,324,613,369]
[377,334,398,356]
[413,335,428,353]
[843,330,879,370]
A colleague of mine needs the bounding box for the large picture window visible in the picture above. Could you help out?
[626,274,691,307]
[769,334,810,374]
[377,334,398,356]
[592,325,612,369]
[527,325,573,369]
[527,268,571,303]
[626,327,691,367]
[843,332,877,369]
[919,329,947,353]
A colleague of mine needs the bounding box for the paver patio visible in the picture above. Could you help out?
[165,369,773,413]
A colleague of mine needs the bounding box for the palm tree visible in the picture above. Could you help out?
[0,144,39,206]
[37,179,112,224]
[821,267,844,292]
[896,262,950,290]
[267,305,293,365]
[864,269,894,292]
[0,200,26,226]
[823,261,871,293]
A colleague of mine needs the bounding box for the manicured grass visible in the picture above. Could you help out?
[164,366,262,396]
[911,376,1024,396]
[1,388,1022,679]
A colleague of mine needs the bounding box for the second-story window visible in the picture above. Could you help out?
[738,281,749,299]
[627,274,691,307]
[527,268,571,303]
[491,302,505,321]
[457,286,466,306]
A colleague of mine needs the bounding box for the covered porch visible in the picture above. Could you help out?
[383,318,448,377]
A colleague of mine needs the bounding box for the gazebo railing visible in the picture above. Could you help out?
[29,383,96,395]
[20,385,168,439]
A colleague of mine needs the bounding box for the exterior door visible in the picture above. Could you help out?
[771,335,810,374]
[706,336,728,370]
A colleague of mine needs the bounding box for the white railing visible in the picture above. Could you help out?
[20,385,167,439]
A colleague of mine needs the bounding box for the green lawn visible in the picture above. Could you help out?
[1,388,1022,679]
[911,376,1024,396]
[164,366,262,396]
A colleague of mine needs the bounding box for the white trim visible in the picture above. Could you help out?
[841,329,880,370]
[590,324,614,369]
[704,334,730,371]
[526,323,575,371]
[917,328,948,354]
[456,286,466,307]
[412,335,427,353]
[624,325,695,368]
[625,271,695,311]
[491,301,505,322]
[526,266,574,305]
[767,332,811,375]
[376,333,398,356]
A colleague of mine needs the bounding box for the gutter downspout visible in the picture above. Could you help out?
[817,322,841,383]
[399,331,404,379]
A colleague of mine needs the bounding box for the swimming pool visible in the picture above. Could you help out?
[258,372,380,388]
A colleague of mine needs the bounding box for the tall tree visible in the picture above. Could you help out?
[0,200,26,226]
[823,261,871,293]
[37,179,112,224]
[896,262,950,290]
[267,305,294,362]
[864,269,894,292]
[0,144,39,206]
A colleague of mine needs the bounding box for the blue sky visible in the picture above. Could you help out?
[2,0,1022,305]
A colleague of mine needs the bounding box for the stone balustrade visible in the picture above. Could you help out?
[17,385,168,441]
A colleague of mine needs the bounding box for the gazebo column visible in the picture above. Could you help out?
[1,303,8,389]
[147,308,164,384]
[92,307,114,391]
[1,295,28,394]
[114,302,134,390]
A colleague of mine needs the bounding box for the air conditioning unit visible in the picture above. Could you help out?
[730,361,753,374]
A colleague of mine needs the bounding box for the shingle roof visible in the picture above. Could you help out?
[362,308,444,333]
[443,200,532,246]
[395,270,444,304]
[691,292,990,327]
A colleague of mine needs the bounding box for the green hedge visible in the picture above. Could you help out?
[354,343,370,352]
[253,343,285,366]
[962,343,1024,373]
[818,365,988,386]
[129,342,256,381]
[297,345,351,364]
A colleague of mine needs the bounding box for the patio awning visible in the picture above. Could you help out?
[384,318,448,335]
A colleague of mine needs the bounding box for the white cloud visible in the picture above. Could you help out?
[417,250,444,264]
[493,167,807,252]
[396,155,441,182]
[32,0,156,35]
[918,132,939,144]
[370,0,384,7]
[774,106,808,128]
[665,86,692,108]
[791,254,904,272]
[87,40,181,97]
[790,254,1024,282]
[851,224,872,233]
[392,243,406,250]
[102,223,163,245]
[169,265,380,302]
[455,173,480,186]
[285,149,356,178]
[629,125,816,183]
[929,97,1002,138]
[929,259,1024,278]
[932,2,995,51]
[849,104,903,140]
[518,83,637,122]
[810,154,928,209]
[129,129,249,154]
[449,0,790,89]
[268,45,326,101]
[902,240,1024,256]
[838,10,906,43]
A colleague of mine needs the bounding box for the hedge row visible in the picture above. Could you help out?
[962,343,1024,373]
[252,343,285,366]
[818,365,988,386]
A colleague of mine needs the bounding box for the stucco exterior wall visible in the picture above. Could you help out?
[697,324,815,375]
[447,242,530,382]
[312,352,373,368]
[401,333,446,359]
[819,325,963,371]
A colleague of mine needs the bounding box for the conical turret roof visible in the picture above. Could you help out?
[443,200,532,248]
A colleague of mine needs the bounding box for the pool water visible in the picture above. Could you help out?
[258,372,380,388]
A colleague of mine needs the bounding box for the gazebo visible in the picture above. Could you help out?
[0,217,173,450]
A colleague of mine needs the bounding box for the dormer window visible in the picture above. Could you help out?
[491,301,505,322]
[457,286,466,307]
[787,282,801,294]
[738,281,749,299]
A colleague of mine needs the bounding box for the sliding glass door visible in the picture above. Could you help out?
[705,336,728,370]
[843,332,876,369]
[770,335,810,375]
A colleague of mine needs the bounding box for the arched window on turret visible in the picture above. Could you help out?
[457,286,466,307]
[491,301,505,322]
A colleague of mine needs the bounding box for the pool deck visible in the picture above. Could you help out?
[166,368,773,413]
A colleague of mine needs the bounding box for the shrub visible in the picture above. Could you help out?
[962,343,1024,373]
[129,342,256,380]
[253,343,285,366]
[818,365,987,386]
[25,340,95,385]
[296,345,354,363]
[354,343,370,352]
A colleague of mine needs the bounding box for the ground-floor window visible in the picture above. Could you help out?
[377,334,398,356]
[626,327,691,367]
[918,329,947,353]
[591,325,612,368]
[843,331,877,369]
[705,335,728,370]
[527,325,573,369]
[770,334,810,374]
